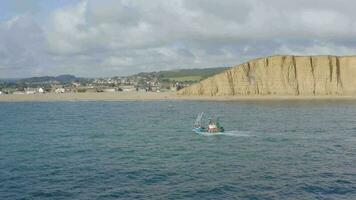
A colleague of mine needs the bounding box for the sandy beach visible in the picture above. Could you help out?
[1,92,356,102]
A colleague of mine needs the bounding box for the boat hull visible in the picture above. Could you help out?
[192,128,224,136]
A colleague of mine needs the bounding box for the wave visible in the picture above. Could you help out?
[222,130,251,137]
[197,130,251,137]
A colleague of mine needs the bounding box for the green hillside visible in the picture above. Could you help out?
[157,67,230,82]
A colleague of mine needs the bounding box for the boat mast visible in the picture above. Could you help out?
[194,112,204,127]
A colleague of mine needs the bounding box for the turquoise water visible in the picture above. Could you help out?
[0,101,355,199]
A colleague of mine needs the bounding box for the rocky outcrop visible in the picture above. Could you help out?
[177,55,356,96]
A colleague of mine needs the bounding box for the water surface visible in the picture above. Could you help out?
[0,100,355,199]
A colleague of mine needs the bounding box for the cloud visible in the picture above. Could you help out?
[1,0,356,78]
[0,15,48,77]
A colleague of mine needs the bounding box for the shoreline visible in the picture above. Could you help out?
[1,92,356,102]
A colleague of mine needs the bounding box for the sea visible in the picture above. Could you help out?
[0,100,355,200]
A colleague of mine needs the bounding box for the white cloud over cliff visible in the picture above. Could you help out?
[1,0,356,77]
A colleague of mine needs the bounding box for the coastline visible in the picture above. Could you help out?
[1,92,356,102]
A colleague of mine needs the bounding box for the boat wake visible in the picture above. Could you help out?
[196,130,251,137]
[222,130,251,137]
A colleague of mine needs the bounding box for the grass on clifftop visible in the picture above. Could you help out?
[158,67,229,83]
[167,76,202,82]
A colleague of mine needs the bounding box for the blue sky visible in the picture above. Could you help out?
[1,0,356,78]
[0,0,73,21]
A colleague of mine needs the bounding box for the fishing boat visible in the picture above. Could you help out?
[193,112,224,135]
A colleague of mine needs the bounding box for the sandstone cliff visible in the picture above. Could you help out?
[177,55,356,96]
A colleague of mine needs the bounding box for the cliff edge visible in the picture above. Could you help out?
[177,55,356,96]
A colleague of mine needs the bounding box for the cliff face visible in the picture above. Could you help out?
[177,55,356,96]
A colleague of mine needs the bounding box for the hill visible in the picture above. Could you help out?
[134,67,230,83]
[20,75,83,84]
[0,75,90,90]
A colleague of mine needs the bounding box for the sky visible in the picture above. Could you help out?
[1,0,356,78]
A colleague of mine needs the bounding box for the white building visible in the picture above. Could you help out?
[55,88,65,93]
[121,85,135,92]
[0,91,2,95]
[38,88,44,93]
[72,82,81,87]
[25,90,36,95]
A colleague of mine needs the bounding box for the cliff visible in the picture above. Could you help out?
[177,55,356,96]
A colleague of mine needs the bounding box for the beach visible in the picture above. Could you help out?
[1,91,356,101]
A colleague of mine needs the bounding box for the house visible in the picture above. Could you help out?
[38,88,44,93]
[55,88,65,93]
[0,91,2,95]
[72,82,81,87]
[121,85,136,92]
[26,91,36,94]
[25,88,37,94]
[148,85,160,92]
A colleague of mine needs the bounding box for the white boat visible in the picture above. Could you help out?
[193,112,224,135]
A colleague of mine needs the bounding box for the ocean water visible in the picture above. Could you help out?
[0,100,355,200]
